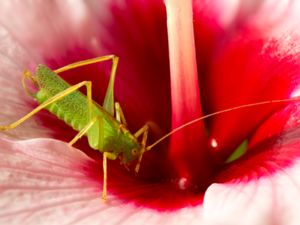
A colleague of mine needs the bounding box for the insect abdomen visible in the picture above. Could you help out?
[34,65,94,131]
[33,64,125,152]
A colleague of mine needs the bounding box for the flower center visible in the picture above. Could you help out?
[165,0,214,191]
[36,0,300,211]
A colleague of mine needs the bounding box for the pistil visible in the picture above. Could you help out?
[165,0,213,190]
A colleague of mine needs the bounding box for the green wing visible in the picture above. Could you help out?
[102,57,119,116]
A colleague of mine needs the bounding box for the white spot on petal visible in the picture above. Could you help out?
[178,177,188,190]
[210,138,218,148]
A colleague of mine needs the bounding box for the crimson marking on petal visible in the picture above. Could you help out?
[206,35,300,162]
[83,158,203,211]
[215,127,300,183]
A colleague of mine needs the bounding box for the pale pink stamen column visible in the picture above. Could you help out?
[165,0,212,189]
[165,0,201,121]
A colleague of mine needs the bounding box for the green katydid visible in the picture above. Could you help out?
[0,55,150,201]
[1,55,300,201]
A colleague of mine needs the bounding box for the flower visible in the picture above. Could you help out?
[1,0,300,224]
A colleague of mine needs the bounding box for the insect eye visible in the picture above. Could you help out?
[131,149,138,156]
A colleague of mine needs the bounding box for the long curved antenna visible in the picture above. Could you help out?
[146,96,300,151]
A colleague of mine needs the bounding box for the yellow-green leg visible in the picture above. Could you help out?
[134,124,149,173]
[115,102,127,126]
[68,117,98,146]
[53,55,119,116]
[54,55,119,74]
[52,55,121,201]
[0,80,93,131]
[19,55,119,126]
[102,152,118,201]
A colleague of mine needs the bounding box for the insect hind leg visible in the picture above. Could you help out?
[53,55,119,116]
[53,55,119,74]
[0,81,93,131]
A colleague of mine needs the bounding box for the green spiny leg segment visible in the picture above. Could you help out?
[134,124,150,173]
[0,81,92,132]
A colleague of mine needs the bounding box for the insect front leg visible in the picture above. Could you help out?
[102,152,118,201]
[134,124,150,173]
[0,81,93,131]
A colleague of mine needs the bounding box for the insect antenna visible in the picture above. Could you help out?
[146,96,300,151]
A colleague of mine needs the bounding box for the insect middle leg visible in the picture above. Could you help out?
[68,116,98,146]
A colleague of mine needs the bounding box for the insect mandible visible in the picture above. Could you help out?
[1,55,300,201]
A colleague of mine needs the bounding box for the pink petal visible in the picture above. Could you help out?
[0,137,207,224]
[0,1,99,61]
[202,104,300,224]
[2,136,300,224]
[204,161,300,225]
[0,137,100,224]
[194,1,300,35]
[0,1,102,140]
[250,102,300,148]
[193,0,242,28]
[205,34,300,161]
[0,24,54,139]
[246,1,300,36]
